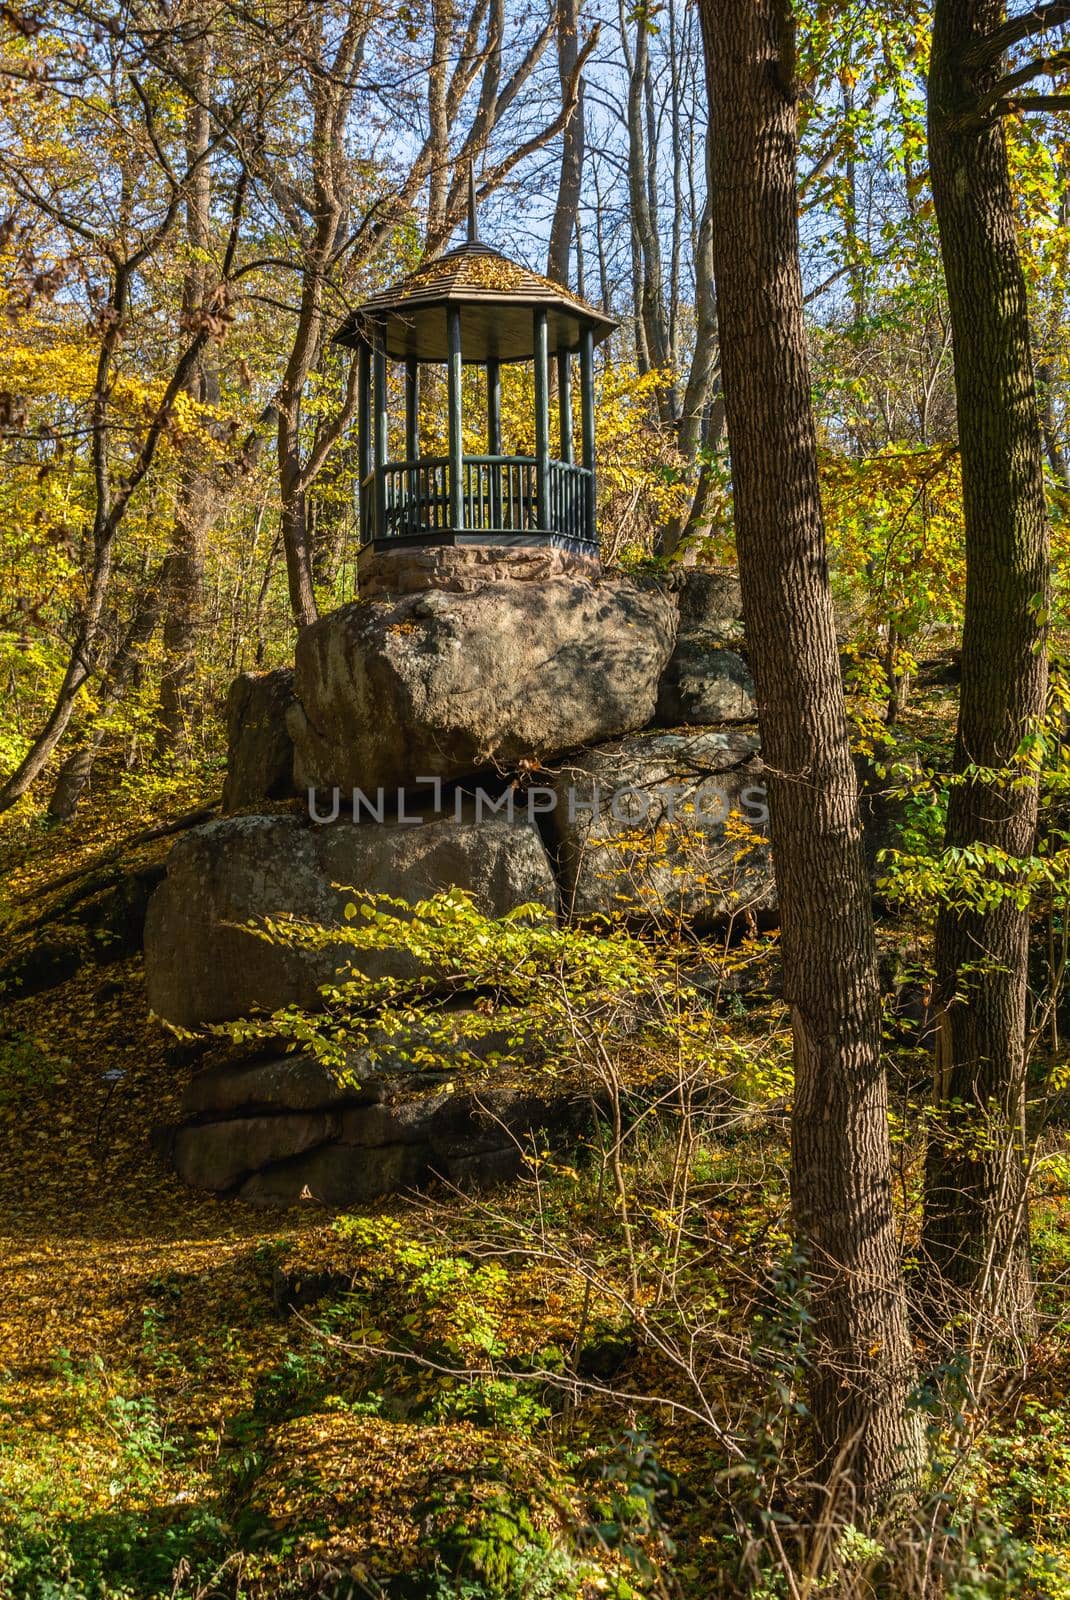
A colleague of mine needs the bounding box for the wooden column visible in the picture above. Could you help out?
[357,340,371,544]
[487,357,501,453]
[404,358,419,462]
[373,328,388,542]
[557,351,573,464]
[447,305,464,531]
[487,357,502,531]
[533,308,550,531]
[579,324,596,543]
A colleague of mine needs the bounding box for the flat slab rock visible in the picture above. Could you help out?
[143,811,557,1028]
[182,1014,548,1118]
[357,542,600,596]
[169,1075,590,1208]
[287,574,677,794]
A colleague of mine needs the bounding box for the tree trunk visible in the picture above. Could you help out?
[547,0,584,283]
[278,447,319,630]
[49,558,175,819]
[622,0,670,383]
[701,0,922,1502]
[923,0,1049,1349]
[158,22,215,754]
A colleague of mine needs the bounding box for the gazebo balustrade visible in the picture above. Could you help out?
[368,453,593,545]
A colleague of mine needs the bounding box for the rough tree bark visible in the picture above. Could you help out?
[923,0,1052,1347]
[701,0,922,1500]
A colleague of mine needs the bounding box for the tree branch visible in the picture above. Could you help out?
[979,46,1070,111]
[996,91,1070,112]
[964,3,1070,68]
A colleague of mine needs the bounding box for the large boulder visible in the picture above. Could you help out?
[183,1052,375,1117]
[672,568,743,641]
[656,568,755,727]
[286,575,677,794]
[548,727,774,928]
[221,668,298,811]
[167,1065,589,1206]
[144,811,557,1029]
[656,644,755,725]
[173,1112,339,1192]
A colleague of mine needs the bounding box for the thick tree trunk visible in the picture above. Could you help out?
[923,0,1049,1348]
[701,0,922,1501]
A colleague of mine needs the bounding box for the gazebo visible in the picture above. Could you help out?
[334,183,616,568]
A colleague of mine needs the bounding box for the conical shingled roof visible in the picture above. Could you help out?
[335,240,616,364]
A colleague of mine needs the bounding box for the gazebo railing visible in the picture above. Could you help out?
[365,454,594,545]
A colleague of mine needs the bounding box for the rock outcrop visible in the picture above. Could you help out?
[151,552,779,1207]
[673,568,743,639]
[144,811,557,1028]
[287,574,677,795]
[656,645,755,725]
[357,542,599,596]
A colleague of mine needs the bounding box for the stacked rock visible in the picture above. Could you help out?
[144,549,771,1206]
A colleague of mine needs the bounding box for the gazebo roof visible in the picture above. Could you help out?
[334,240,617,363]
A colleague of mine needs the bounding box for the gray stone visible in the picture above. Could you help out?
[339,1094,453,1147]
[178,1078,592,1208]
[222,668,297,811]
[238,1140,430,1208]
[655,568,753,727]
[358,542,600,597]
[673,568,743,643]
[182,1054,378,1117]
[173,1111,338,1192]
[181,1008,551,1116]
[549,727,775,927]
[287,576,677,794]
[233,1082,588,1208]
[655,644,756,725]
[144,812,557,1028]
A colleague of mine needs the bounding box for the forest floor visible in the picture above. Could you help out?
[2,766,1070,1599]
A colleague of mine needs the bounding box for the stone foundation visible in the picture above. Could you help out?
[357,541,601,596]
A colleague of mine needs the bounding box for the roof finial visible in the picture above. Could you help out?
[466,160,479,245]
